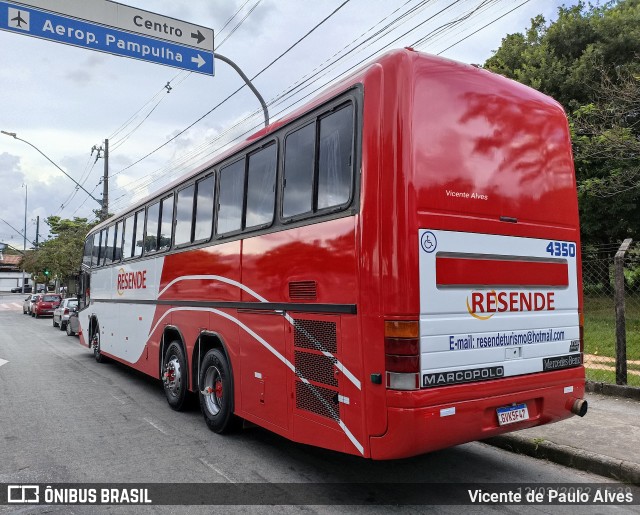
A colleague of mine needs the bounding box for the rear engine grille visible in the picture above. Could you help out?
[293,319,337,353]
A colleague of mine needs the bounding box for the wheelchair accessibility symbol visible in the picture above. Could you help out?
[421,231,437,253]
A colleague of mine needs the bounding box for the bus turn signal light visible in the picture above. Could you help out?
[385,320,420,390]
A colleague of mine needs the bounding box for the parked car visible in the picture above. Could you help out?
[23,294,38,314]
[53,298,78,330]
[66,308,80,337]
[12,285,32,293]
[32,294,62,318]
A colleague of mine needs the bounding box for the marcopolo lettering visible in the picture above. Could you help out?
[423,366,504,388]
[117,269,147,295]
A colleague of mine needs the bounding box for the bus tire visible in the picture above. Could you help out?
[199,348,242,434]
[92,325,107,363]
[162,341,188,411]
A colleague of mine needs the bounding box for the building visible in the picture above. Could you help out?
[0,251,27,292]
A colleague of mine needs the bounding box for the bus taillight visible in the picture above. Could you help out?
[384,321,420,390]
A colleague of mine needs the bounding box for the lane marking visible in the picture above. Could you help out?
[0,358,8,368]
[143,417,168,435]
[198,457,235,483]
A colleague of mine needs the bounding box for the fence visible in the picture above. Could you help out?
[582,239,640,386]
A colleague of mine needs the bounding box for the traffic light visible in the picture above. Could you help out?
[44,268,50,277]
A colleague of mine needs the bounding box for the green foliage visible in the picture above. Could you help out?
[484,0,640,245]
[21,216,98,282]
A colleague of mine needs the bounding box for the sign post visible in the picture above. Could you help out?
[0,0,214,75]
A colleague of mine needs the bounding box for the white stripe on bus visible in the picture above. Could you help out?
[148,306,364,455]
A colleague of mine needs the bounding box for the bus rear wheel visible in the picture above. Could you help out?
[199,349,241,434]
[162,342,188,411]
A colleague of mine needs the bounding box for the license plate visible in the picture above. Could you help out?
[496,403,529,426]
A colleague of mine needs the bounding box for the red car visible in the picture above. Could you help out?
[32,294,62,318]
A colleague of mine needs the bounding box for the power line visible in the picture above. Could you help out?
[109,0,492,209]
[217,0,254,36]
[108,0,354,181]
[215,0,263,51]
[109,0,521,212]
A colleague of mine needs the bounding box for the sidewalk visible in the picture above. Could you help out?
[484,387,640,484]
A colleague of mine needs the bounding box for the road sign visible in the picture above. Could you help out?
[0,0,214,75]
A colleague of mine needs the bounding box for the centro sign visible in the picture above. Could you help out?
[117,268,147,296]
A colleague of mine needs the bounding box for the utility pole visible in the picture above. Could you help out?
[102,138,109,220]
[92,140,109,220]
[35,215,39,248]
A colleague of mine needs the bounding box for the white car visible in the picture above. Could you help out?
[52,298,78,330]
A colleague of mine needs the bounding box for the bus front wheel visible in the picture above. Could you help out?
[92,325,106,363]
[199,349,241,434]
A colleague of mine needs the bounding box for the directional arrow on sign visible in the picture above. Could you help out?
[191,54,206,68]
[191,30,205,45]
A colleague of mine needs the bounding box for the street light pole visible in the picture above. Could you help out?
[1,130,104,212]
[22,183,26,294]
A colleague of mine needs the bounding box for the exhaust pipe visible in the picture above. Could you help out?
[571,398,588,417]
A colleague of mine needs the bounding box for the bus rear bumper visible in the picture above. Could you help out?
[369,371,585,460]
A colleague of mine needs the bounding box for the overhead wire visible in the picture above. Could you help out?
[110,0,505,210]
[108,0,511,211]
[108,0,355,182]
[215,0,263,51]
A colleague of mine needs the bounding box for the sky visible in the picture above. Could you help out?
[0,0,576,249]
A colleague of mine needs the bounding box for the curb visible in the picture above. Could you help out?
[586,381,640,401]
[483,434,640,485]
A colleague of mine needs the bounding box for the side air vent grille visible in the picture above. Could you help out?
[289,280,317,300]
[295,381,339,421]
[293,319,337,353]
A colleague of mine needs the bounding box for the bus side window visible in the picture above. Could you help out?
[133,209,144,257]
[103,225,116,266]
[91,232,100,267]
[194,175,214,242]
[122,214,134,259]
[82,237,93,267]
[174,185,195,246]
[145,201,160,253]
[317,104,354,210]
[283,123,315,218]
[113,220,123,262]
[246,143,277,229]
[99,228,108,266]
[159,194,174,252]
[217,159,244,235]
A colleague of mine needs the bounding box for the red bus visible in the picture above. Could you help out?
[77,48,586,459]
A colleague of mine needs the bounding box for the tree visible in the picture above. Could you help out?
[21,216,98,285]
[484,0,640,245]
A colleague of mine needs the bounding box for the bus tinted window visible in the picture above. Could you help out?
[318,104,353,210]
[99,228,108,266]
[90,232,100,267]
[122,214,134,259]
[283,122,315,218]
[145,201,160,253]
[113,220,123,262]
[159,195,174,251]
[175,185,195,246]
[104,224,116,266]
[217,160,244,234]
[194,175,214,241]
[133,209,144,257]
[246,143,277,228]
[82,237,93,267]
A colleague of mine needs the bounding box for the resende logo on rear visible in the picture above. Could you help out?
[466,290,555,320]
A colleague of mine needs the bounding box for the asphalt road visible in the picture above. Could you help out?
[0,295,635,513]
